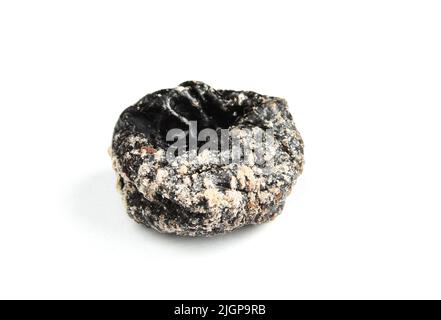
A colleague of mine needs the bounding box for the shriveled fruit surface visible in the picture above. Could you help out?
[111,81,304,236]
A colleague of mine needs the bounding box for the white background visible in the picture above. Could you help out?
[0,0,440,299]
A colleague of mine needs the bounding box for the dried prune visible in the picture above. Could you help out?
[110,81,304,236]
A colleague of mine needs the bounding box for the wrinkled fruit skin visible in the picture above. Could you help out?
[111,81,304,236]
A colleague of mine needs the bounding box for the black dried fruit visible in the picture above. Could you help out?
[110,81,304,236]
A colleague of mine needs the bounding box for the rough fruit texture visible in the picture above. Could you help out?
[110,81,304,236]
